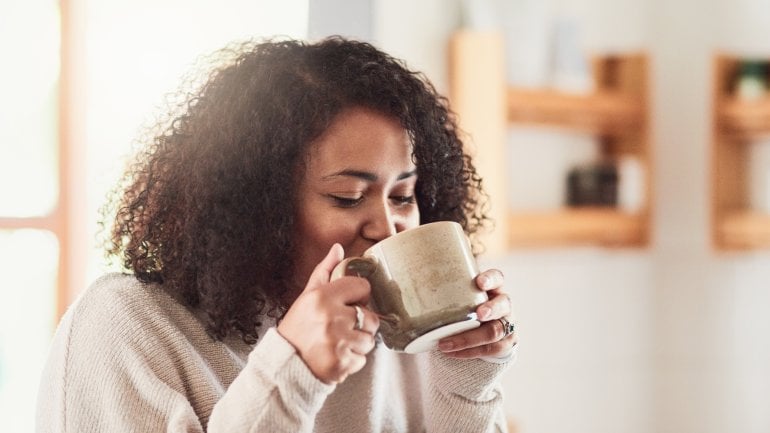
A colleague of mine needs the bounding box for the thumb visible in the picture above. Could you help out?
[304,243,344,291]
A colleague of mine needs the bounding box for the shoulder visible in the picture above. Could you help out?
[75,272,166,310]
[60,273,199,353]
[68,273,171,325]
[48,273,222,389]
[39,274,219,429]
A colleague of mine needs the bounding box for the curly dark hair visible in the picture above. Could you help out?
[103,36,490,344]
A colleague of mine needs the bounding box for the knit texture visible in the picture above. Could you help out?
[36,273,510,432]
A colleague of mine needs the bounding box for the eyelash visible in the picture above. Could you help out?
[391,195,416,205]
[330,195,364,208]
[328,195,415,208]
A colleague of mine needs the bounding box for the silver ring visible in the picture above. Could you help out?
[498,317,515,338]
[353,305,365,331]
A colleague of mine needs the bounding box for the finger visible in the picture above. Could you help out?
[328,303,378,337]
[475,292,512,321]
[336,350,368,382]
[342,304,380,336]
[475,269,504,292]
[341,328,377,356]
[438,319,516,353]
[441,334,518,359]
[305,243,345,292]
[322,276,373,307]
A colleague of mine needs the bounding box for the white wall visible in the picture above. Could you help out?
[372,2,654,432]
[372,0,461,94]
[651,1,770,432]
[370,1,770,433]
[366,1,653,432]
[487,250,654,433]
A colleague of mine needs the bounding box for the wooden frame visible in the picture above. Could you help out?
[712,53,770,250]
[448,30,652,254]
[0,0,88,320]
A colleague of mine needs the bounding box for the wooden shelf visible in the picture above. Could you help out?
[508,208,647,247]
[718,97,770,138]
[717,210,770,249]
[507,88,644,135]
[448,30,651,253]
[712,54,770,250]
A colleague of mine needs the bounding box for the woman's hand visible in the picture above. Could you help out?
[437,268,517,359]
[277,244,380,384]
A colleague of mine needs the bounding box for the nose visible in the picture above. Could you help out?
[362,200,398,242]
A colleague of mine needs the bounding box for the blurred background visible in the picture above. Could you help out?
[2,0,770,432]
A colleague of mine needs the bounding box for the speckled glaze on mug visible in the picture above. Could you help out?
[331,221,487,353]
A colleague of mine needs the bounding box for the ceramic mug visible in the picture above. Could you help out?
[331,221,488,353]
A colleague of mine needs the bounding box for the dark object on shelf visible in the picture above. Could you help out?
[566,162,618,206]
[734,60,769,100]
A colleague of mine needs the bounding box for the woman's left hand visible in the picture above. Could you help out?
[437,268,517,359]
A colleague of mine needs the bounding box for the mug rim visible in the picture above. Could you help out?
[366,220,463,252]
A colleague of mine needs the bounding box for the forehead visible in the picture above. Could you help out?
[305,107,415,174]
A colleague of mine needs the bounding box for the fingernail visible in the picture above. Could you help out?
[478,306,492,320]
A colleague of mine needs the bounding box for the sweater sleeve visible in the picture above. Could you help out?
[35,276,334,433]
[207,328,335,432]
[419,351,512,433]
[35,284,208,433]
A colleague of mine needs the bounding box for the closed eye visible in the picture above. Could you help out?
[390,195,415,205]
[328,194,364,208]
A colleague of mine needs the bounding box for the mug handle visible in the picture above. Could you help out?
[330,256,399,325]
[330,256,379,281]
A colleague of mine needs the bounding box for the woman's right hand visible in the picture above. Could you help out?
[277,244,379,384]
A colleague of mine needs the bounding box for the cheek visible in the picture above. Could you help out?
[407,208,421,228]
[326,219,363,255]
[396,204,420,232]
[305,218,356,250]
[296,213,359,264]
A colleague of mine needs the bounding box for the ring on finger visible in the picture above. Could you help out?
[353,305,365,331]
[498,317,515,339]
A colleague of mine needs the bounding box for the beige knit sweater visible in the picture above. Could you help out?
[36,273,510,432]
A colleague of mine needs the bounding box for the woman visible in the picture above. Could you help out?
[37,36,517,432]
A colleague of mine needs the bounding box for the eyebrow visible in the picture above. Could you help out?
[323,169,417,182]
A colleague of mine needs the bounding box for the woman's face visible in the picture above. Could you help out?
[293,107,420,287]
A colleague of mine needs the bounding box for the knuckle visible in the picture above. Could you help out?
[328,356,348,375]
[350,354,367,372]
[331,314,347,328]
[334,339,350,357]
[486,321,503,340]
